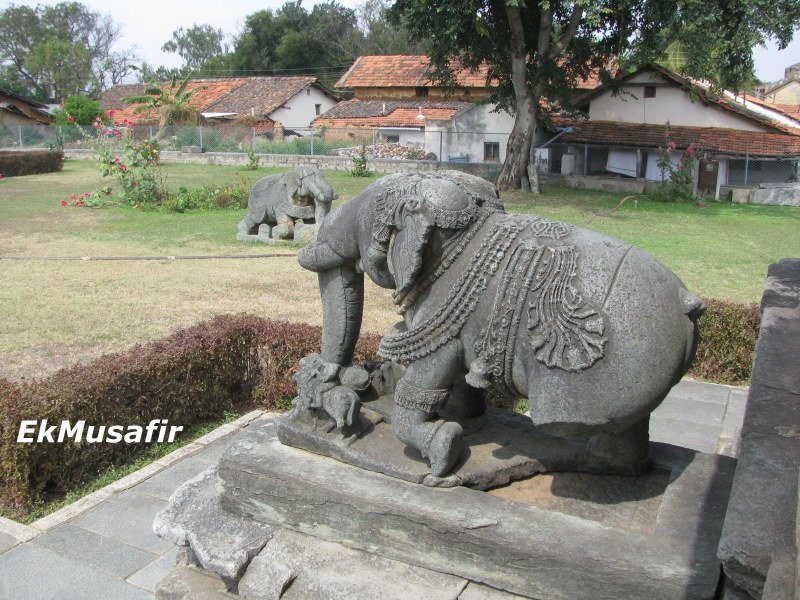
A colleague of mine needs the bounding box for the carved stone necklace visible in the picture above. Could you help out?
[378,215,526,363]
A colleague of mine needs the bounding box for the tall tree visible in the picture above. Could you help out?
[392,0,800,191]
[351,0,426,55]
[161,24,228,74]
[0,2,137,100]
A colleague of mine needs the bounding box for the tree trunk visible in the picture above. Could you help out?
[497,98,536,191]
[496,5,538,192]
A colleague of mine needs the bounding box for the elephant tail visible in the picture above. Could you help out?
[679,287,706,375]
[680,287,706,322]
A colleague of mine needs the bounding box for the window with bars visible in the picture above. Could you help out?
[484,142,500,161]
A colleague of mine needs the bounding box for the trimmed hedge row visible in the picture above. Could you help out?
[690,297,761,386]
[0,314,379,517]
[0,150,64,177]
[0,301,757,517]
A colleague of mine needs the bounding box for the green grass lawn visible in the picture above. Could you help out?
[502,188,800,304]
[1,159,797,380]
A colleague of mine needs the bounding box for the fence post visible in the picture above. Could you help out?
[149,125,153,140]
[439,131,443,163]
[744,153,750,186]
[583,144,589,176]
[252,127,256,151]
[310,129,315,156]
[18,125,23,147]
[199,126,204,150]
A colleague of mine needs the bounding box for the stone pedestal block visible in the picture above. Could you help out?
[214,422,734,600]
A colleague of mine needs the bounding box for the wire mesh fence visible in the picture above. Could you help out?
[0,124,514,164]
[540,142,800,187]
[3,124,798,182]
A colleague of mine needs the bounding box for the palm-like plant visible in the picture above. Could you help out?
[122,66,206,127]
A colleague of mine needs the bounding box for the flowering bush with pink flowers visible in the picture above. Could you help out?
[652,121,708,202]
[91,110,167,206]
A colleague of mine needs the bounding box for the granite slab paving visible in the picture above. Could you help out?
[0,382,746,599]
[0,532,18,555]
[33,522,158,578]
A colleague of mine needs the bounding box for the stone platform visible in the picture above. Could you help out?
[153,420,735,599]
[277,399,651,489]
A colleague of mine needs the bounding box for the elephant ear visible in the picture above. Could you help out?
[388,207,434,296]
[283,169,301,199]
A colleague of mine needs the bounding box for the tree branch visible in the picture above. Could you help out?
[548,4,583,60]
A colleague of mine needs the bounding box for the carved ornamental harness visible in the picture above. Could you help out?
[378,214,608,392]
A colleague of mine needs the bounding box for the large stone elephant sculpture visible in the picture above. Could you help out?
[237,165,337,241]
[298,171,704,477]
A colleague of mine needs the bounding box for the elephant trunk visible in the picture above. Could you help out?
[318,266,364,365]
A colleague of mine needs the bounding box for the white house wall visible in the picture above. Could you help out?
[589,71,771,132]
[424,104,515,163]
[269,86,339,130]
[379,129,425,147]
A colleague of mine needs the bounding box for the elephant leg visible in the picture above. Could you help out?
[441,377,487,419]
[273,214,295,240]
[392,341,464,477]
[585,417,651,475]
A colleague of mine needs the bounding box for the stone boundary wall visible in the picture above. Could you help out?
[64,149,502,182]
[717,258,800,599]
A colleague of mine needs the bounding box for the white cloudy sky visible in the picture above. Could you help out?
[2,0,798,82]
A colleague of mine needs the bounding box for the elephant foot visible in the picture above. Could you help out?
[585,417,651,475]
[423,420,464,477]
[393,406,464,477]
[272,223,294,240]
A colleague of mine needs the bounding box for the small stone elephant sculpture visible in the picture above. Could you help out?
[237,165,337,242]
[293,354,361,431]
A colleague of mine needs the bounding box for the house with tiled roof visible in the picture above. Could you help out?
[321,54,604,163]
[319,55,505,161]
[542,63,800,197]
[101,77,340,131]
[0,88,51,127]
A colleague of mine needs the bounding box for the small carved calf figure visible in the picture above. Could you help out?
[293,354,361,432]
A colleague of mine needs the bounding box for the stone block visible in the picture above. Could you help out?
[70,490,173,554]
[762,258,800,310]
[717,277,800,599]
[459,582,530,599]
[749,186,800,206]
[277,404,654,491]
[219,423,734,600]
[155,564,235,600]
[0,531,18,555]
[239,529,470,600]
[293,223,318,244]
[34,522,157,578]
[0,543,152,600]
[731,188,751,204]
[126,547,182,593]
[153,467,273,579]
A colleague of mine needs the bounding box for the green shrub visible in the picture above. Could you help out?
[0,315,379,517]
[689,297,761,385]
[53,96,103,126]
[0,150,64,177]
[350,145,374,177]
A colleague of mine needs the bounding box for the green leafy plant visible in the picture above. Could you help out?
[350,144,373,177]
[122,66,206,128]
[245,148,260,170]
[52,96,103,126]
[652,121,707,202]
[163,174,252,212]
